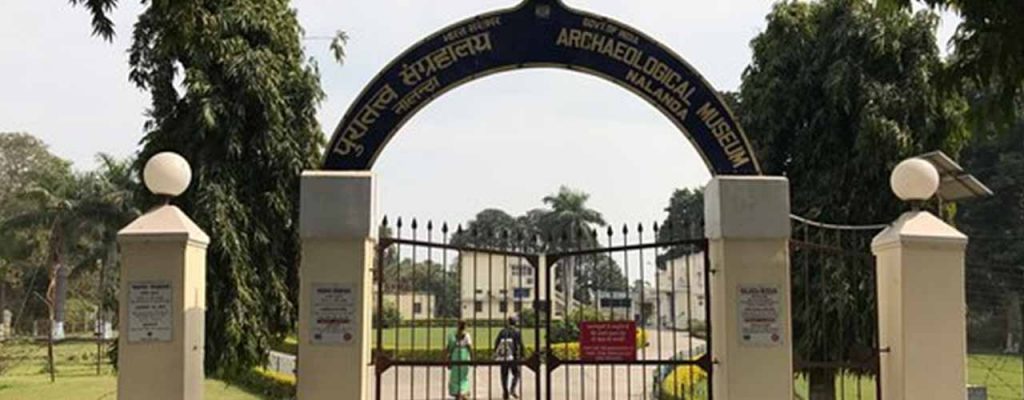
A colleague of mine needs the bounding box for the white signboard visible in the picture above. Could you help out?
[738,284,783,347]
[310,283,357,345]
[128,281,173,343]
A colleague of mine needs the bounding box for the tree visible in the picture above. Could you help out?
[539,186,609,306]
[75,155,141,346]
[956,104,1024,352]
[3,170,120,380]
[450,209,524,249]
[0,133,71,327]
[881,0,1024,122]
[656,188,705,268]
[119,1,330,375]
[740,1,968,397]
[539,186,607,244]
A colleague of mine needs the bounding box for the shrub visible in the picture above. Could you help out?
[659,365,709,400]
[374,301,402,329]
[222,368,296,400]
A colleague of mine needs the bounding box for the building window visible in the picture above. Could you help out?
[474,301,483,313]
[513,288,531,299]
[476,289,484,294]
[514,301,523,312]
[413,303,422,314]
[499,301,508,313]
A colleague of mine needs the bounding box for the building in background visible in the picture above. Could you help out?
[656,252,707,330]
[374,291,437,320]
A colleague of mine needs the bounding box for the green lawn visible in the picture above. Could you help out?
[0,340,264,400]
[376,326,545,351]
[789,354,1024,399]
[277,327,547,354]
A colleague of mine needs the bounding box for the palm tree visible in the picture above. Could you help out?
[540,186,607,305]
[540,186,607,247]
[3,156,137,380]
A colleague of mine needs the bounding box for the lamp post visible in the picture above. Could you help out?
[890,157,940,208]
[873,156,968,400]
[143,152,192,201]
[118,151,207,400]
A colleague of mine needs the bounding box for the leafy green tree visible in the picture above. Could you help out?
[956,104,1024,351]
[450,209,524,249]
[656,188,705,268]
[881,0,1024,122]
[741,1,968,397]
[74,155,141,336]
[0,133,72,324]
[103,0,331,375]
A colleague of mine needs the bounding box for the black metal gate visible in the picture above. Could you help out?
[372,218,713,400]
[790,217,883,400]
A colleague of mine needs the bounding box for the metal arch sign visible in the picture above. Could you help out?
[324,0,761,175]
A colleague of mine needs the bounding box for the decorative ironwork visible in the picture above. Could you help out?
[372,217,712,399]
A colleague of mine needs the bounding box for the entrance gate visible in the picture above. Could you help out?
[372,219,713,399]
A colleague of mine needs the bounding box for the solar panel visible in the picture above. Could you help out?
[916,151,994,202]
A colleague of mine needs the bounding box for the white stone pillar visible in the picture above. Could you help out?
[297,171,376,400]
[872,210,967,400]
[117,205,209,400]
[704,176,793,400]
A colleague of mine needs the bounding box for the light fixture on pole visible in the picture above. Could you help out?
[143,152,192,203]
[890,158,940,209]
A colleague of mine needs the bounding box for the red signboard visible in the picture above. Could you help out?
[579,321,636,362]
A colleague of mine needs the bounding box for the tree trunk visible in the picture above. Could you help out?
[53,263,68,339]
[1005,293,1022,353]
[808,369,836,400]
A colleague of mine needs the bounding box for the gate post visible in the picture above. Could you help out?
[704,176,793,400]
[297,171,376,400]
[872,214,967,400]
[117,153,208,400]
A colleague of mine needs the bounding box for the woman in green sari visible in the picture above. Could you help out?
[447,320,473,400]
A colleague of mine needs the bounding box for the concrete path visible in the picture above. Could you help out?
[372,330,706,400]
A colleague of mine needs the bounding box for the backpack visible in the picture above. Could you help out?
[495,334,515,361]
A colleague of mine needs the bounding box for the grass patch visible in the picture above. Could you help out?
[276,326,547,355]
[0,340,268,400]
[789,353,1024,399]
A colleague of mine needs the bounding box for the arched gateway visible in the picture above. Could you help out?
[323,0,761,175]
[300,2,794,400]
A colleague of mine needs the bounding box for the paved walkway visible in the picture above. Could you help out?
[267,330,706,399]
[373,330,705,400]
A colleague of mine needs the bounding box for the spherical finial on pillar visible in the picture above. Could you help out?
[890,158,939,202]
[143,152,192,197]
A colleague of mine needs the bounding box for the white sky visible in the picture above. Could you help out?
[0,1,958,237]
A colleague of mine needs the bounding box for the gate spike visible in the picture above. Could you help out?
[442,222,449,234]
[396,217,403,228]
[637,223,644,233]
[622,224,629,235]
[382,215,389,227]
[606,226,613,237]
[653,221,659,233]
[427,220,433,231]
[456,224,463,234]
[411,218,418,230]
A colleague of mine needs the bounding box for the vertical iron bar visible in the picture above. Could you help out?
[395,217,403,400]
[704,241,714,400]
[443,223,451,400]
[427,221,433,399]
[488,240,495,400]
[410,219,417,400]
[638,223,649,400]
[618,225,626,400]
[545,247,553,400]
[376,218,387,400]
[472,228,479,400]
